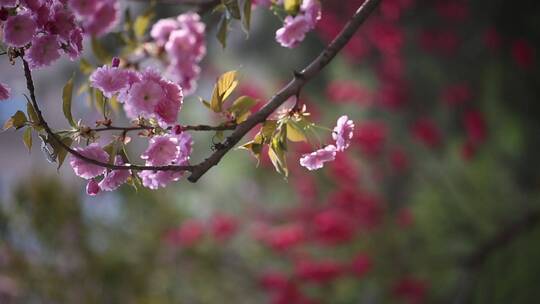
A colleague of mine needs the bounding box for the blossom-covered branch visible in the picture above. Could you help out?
[187,0,382,182]
[21,58,193,173]
[91,122,237,133]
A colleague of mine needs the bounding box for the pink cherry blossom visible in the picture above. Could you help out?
[63,27,83,60]
[126,80,164,117]
[90,66,131,98]
[83,1,118,37]
[332,115,354,152]
[26,34,61,69]
[276,15,311,48]
[69,0,100,16]
[0,82,10,100]
[152,12,205,95]
[141,136,180,166]
[99,157,130,191]
[19,0,41,11]
[3,13,37,47]
[138,170,185,190]
[70,143,109,179]
[299,145,337,171]
[0,0,17,7]
[86,179,101,196]
[300,0,321,29]
[150,18,178,46]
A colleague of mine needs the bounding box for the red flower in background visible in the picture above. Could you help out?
[411,118,442,149]
[349,253,373,278]
[393,276,428,304]
[295,259,343,283]
[463,109,487,145]
[441,83,472,106]
[326,80,372,105]
[210,213,238,242]
[355,121,388,156]
[511,39,535,70]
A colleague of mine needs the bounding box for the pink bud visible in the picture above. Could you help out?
[111,57,120,68]
[86,179,101,196]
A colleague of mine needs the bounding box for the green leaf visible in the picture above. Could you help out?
[228,96,256,122]
[284,0,301,14]
[239,140,263,163]
[91,37,111,64]
[62,75,76,128]
[216,14,230,48]
[268,136,288,176]
[286,120,307,142]
[55,137,73,170]
[3,111,27,130]
[95,89,106,115]
[134,9,155,39]
[224,0,241,19]
[261,120,278,143]
[210,70,238,113]
[25,99,43,131]
[23,127,32,152]
[242,0,252,33]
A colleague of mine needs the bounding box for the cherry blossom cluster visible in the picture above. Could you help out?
[90,63,183,127]
[150,12,206,95]
[0,0,118,68]
[299,115,354,171]
[275,0,321,48]
[70,127,193,194]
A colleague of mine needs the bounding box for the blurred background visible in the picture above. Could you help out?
[1,0,540,303]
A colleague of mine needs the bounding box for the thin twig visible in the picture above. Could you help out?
[91,122,237,133]
[187,0,382,182]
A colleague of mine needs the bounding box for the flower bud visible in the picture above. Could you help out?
[86,179,101,196]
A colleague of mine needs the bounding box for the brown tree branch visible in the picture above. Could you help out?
[187,0,382,182]
[22,0,381,180]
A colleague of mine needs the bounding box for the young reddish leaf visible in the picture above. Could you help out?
[3,111,27,130]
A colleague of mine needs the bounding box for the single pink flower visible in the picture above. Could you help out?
[299,145,337,171]
[332,115,354,152]
[3,13,37,47]
[0,82,10,100]
[99,157,130,191]
[90,66,131,98]
[70,143,109,179]
[126,80,164,116]
[26,34,61,69]
[275,15,311,48]
[141,135,180,166]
